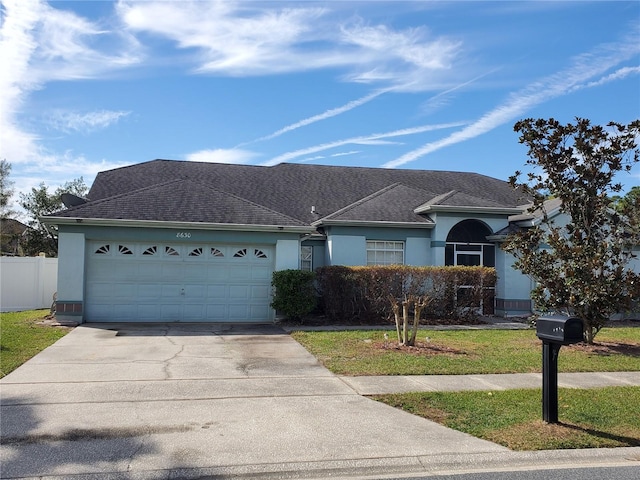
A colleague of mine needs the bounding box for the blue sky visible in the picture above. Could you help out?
[1,0,639,204]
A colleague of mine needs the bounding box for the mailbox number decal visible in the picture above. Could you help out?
[176,232,192,238]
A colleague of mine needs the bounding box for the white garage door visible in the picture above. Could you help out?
[85,241,274,322]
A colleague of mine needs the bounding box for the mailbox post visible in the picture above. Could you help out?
[535,315,584,424]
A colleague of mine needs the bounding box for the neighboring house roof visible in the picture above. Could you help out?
[490,198,565,239]
[0,218,29,256]
[508,197,563,225]
[46,160,528,229]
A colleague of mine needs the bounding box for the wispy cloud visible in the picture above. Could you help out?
[0,0,139,167]
[118,1,460,90]
[570,65,640,91]
[262,122,465,166]
[243,89,391,145]
[384,31,640,168]
[330,151,360,158]
[185,148,259,164]
[422,67,502,114]
[46,110,130,134]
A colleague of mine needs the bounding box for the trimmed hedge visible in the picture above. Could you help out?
[271,269,317,320]
[315,265,496,323]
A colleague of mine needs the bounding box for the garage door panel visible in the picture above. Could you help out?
[250,305,272,320]
[113,283,137,299]
[138,284,161,299]
[228,305,249,320]
[137,305,160,321]
[207,285,226,299]
[86,242,274,323]
[208,266,230,281]
[160,304,181,321]
[184,264,208,281]
[206,304,227,320]
[183,304,205,320]
[86,282,113,299]
[251,266,272,281]
[250,285,271,301]
[185,285,206,298]
[137,263,163,280]
[229,265,250,280]
[160,284,183,299]
[229,285,250,300]
[114,304,136,320]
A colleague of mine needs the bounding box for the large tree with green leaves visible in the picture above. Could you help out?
[19,178,88,257]
[502,118,640,344]
[0,159,17,219]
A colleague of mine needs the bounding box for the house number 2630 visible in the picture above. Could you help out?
[176,232,191,238]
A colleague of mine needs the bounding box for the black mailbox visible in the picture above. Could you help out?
[536,315,583,345]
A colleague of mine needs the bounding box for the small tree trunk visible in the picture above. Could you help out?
[409,297,426,346]
[388,296,402,343]
[402,299,410,345]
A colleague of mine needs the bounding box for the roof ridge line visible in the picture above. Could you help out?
[57,178,186,214]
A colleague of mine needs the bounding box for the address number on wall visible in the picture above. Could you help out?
[176,232,192,238]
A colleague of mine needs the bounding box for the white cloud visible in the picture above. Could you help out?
[571,65,640,92]
[117,1,461,90]
[384,31,640,168]
[46,110,131,134]
[185,149,259,164]
[262,122,465,166]
[0,0,140,167]
[13,151,127,201]
[330,151,360,158]
[244,89,391,145]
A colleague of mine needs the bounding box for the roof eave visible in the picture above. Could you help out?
[43,216,315,234]
[311,219,434,229]
[414,205,524,215]
[486,234,508,242]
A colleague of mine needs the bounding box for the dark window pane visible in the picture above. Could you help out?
[483,245,495,267]
[446,220,492,243]
[445,244,454,266]
[457,254,481,266]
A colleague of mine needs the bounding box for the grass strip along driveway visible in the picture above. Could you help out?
[292,327,640,450]
[0,309,69,378]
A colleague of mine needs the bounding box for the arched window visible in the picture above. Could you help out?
[445,220,495,267]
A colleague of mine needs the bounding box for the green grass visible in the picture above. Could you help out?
[372,386,640,450]
[290,328,640,375]
[0,309,70,378]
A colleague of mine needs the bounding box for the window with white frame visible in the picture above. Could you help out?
[445,220,495,267]
[300,245,313,271]
[366,241,404,266]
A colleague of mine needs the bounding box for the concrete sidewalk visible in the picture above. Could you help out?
[340,371,640,395]
[1,323,639,480]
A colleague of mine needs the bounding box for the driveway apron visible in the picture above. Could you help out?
[0,323,506,479]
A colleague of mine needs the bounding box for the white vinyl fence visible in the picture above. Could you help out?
[0,257,58,312]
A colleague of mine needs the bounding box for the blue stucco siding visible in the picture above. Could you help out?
[324,225,432,267]
[59,224,300,244]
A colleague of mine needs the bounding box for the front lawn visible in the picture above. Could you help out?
[373,386,640,450]
[0,309,70,378]
[290,327,640,375]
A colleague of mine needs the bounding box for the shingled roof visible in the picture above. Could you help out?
[48,160,527,228]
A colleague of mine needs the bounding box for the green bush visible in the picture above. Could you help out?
[270,269,317,320]
[315,265,496,324]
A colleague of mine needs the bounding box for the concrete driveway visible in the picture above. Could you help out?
[0,323,506,479]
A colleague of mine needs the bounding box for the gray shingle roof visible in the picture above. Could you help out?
[319,183,435,224]
[50,159,527,227]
